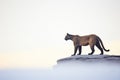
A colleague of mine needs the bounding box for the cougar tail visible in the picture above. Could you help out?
[97,37,110,52]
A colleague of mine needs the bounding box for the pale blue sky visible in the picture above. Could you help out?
[0,0,120,68]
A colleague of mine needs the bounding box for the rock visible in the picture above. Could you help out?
[54,55,120,80]
[56,55,120,67]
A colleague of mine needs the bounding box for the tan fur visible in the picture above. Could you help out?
[72,34,97,46]
[65,33,110,56]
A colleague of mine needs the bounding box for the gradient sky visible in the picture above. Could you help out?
[0,0,120,69]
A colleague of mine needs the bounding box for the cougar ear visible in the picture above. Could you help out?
[67,33,69,35]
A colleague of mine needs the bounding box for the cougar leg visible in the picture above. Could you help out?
[88,45,95,55]
[77,46,82,55]
[72,46,78,56]
[96,42,103,55]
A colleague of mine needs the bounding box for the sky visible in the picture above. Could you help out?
[0,0,120,69]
